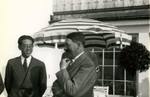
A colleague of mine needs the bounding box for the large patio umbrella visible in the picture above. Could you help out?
[33,18,132,49]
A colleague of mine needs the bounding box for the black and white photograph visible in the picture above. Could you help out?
[0,0,150,97]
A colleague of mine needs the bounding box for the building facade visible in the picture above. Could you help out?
[51,0,150,97]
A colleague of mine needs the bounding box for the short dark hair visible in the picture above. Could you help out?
[18,35,34,45]
[66,32,85,45]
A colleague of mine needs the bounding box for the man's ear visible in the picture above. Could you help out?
[76,41,82,47]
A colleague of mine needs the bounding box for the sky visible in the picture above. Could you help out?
[0,1,64,96]
[0,0,52,69]
[0,0,53,57]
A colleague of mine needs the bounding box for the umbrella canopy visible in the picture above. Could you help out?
[33,18,132,49]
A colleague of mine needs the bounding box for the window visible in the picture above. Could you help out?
[90,33,138,96]
[94,48,136,96]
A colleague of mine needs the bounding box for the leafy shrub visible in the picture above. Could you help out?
[119,41,150,74]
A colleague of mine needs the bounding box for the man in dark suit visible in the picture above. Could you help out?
[5,35,47,97]
[52,32,97,97]
[0,73,4,94]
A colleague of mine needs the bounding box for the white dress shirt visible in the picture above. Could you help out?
[21,56,32,67]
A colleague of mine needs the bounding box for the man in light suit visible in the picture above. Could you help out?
[52,32,97,97]
[5,35,47,97]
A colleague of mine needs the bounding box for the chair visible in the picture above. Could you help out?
[93,86,109,97]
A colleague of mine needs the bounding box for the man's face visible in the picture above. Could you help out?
[19,39,33,58]
[65,38,78,55]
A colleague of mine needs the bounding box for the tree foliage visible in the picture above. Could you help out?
[119,41,150,74]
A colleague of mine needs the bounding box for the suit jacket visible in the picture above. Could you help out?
[5,56,47,97]
[0,73,4,94]
[52,51,97,97]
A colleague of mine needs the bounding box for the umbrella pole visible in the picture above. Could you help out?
[120,34,123,49]
[55,43,58,49]
[92,48,94,52]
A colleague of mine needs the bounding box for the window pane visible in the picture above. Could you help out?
[126,82,136,96]
[95,80,102,86]
[104,52,113,65]
[104,67,113,80]
[106,48,114,51]
[115,81,124,95]
[115,48,121,51]
[115,52,120,65]
[126,70,136,81]
[97,66,102,79]
[115,66,124,80]
[104,81,113,94]
[95,52,102,65]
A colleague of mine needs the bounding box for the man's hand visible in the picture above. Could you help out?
[52,80,64,96]
[60,58,71,70]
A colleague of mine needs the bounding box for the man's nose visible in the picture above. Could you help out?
[25,45,33,49]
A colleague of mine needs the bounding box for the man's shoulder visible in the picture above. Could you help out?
[84,51,94,60]
[8,56,20,62]
[82,52,96,66]
[81,52,92,62]
[31,57,45,65]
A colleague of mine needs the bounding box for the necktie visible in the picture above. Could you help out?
[23,58,27,71]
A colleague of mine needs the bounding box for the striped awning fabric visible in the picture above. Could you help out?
[33,18,132,49]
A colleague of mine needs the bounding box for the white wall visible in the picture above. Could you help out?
[138,33,150,97]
